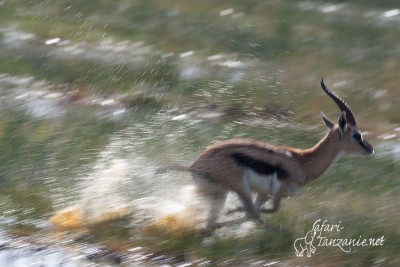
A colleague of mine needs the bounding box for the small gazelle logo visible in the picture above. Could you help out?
[293,228,318,257]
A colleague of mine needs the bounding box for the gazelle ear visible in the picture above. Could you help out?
[321,111,334,129]
[338,111,347,139]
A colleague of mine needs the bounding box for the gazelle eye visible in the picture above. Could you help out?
[353,133,362,142]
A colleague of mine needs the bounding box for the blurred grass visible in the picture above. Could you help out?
[135,123,399,265]
[0,109,120,224]
[0,0,397,127]
[1,1,399,113]
[0,0,399,265]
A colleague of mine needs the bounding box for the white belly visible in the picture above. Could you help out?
[243,168,279,195]
[243,168,300,197]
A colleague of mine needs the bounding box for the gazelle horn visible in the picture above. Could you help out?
[320,78,357,126]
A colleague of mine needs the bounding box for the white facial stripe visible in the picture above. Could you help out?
[352,131,363,142]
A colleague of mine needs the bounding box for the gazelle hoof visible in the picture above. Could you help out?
[225,207,245,215]
[260,207,278,213]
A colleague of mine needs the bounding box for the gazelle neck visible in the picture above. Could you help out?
[300,131,343,185]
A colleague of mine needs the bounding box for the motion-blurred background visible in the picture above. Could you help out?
[0,1,399,266]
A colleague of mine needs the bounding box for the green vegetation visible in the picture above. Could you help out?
[0,0,399,125]
[0,0,399,265]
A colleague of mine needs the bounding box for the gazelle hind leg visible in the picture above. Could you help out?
[205,191,227,229]
[192,177,228,229]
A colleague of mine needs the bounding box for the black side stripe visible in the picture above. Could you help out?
[232,153,289,180]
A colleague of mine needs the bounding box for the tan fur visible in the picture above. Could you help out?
[179,81,375,228]
[188,110,373,228]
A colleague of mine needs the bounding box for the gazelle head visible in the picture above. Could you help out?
[320,79,374,155]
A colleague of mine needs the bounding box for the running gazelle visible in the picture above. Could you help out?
[168,80,374,228]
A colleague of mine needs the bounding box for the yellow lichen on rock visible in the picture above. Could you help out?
[49,205,131,230]
[143,210,199,237]
[49,206,85,229]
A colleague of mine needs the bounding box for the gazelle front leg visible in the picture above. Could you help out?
[226,174,261,220]
[225,193,268,216]
[261,178,286,213]
[254,193,270,211]
[235,184,260,220]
